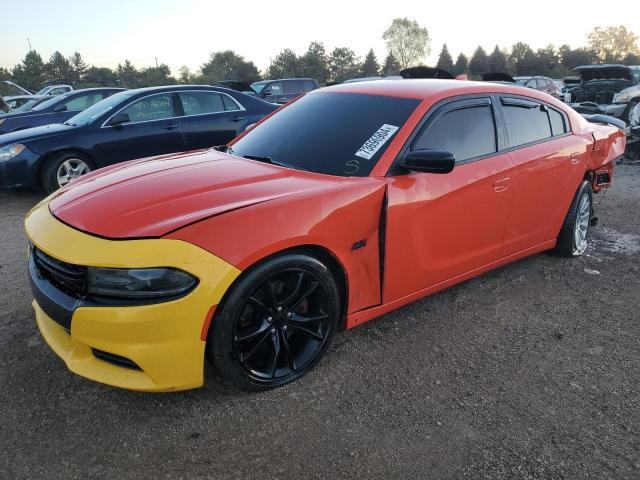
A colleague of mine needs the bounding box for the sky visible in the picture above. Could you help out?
[1,0,637,75]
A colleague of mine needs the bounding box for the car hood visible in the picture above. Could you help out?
[49,149,349,239]
[575,65,635,82]
[618,84,640,95]
[0,123,74,146]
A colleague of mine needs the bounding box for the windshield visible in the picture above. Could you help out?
[251,81,268,93]
[31,95,67,111]
[34,86,52,95]
[514,77,530,85]
[633,69,640,83]
[10,98,47,113]
[64,90,134,126]
[229,92,420,177]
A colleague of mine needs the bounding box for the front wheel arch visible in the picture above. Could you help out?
[208,245,349,341]
[37,149,95,192]
[206,249,344,390]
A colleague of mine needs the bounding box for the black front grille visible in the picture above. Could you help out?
[32,247,87,297]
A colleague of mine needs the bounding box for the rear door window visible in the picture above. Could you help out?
[267,82,283,95]
[302,80,316,92]
[412,101,497,162]
[501,98,552,146]
[283,81,302,95]
[179,91,225,116]
[63,92,108,111]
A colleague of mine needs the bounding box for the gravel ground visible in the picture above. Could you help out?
[1,164,639,479]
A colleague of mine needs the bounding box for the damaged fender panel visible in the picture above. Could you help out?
[167,180,388,315]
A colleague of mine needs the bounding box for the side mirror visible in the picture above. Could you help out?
[262,89,271,96]
[108,112,130,126]
[399,149,455,174]
[52,104,67,113]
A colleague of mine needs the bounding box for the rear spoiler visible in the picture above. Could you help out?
[582,114,626,130]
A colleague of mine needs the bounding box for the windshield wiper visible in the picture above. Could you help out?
[242,154,274,164]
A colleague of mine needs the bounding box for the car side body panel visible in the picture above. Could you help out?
[500,135,588,257]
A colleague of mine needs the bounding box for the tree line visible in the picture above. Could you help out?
[1,20,638,94]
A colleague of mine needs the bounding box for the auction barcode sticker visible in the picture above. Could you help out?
[355,124,399,160]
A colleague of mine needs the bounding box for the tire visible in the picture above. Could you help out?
[555,180,593,257]
[39,151,93,193]
[624,99,638,123]
[207,254,341,391]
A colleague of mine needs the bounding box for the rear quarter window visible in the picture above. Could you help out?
[502,98,552,146]
[549,108,567,136]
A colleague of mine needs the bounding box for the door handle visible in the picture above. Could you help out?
[570,153,581,165]
[163,124,180,130]
[231,116,245,122]
[493,177,510,192]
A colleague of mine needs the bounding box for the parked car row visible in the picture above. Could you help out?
[563,64,640,122]
[1,80,73,109]
[0,85,278,192]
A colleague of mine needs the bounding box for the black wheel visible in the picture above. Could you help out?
[207,254,340,390]
[40,151,93,193]
[555,180,593,257]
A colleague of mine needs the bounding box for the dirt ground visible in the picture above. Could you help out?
[1,164,639,479]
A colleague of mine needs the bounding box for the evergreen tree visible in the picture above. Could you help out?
[381,53,401,76]
[328,47,361,83]
[116,60,139,88]
[468,46,489,77]
[45,51,73,84]
[436,44,454,73]
[69,52,87,85]
[362,49,380,77]
[11,50,46,91]
[453,53,468,76]
[299,41,329,84]
[487,45,507,73]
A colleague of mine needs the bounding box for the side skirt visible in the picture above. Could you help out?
[346,239,556,329]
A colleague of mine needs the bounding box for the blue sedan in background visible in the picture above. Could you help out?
[0,88,125,134]
[0,85,278,192]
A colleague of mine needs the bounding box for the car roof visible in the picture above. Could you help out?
[574,64,632,71]
[318,78,559,101]
[125,85,231,95]
[69,87,125,93]
[255,78,316,82]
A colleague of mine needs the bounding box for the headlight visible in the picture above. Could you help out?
[0,143,25,161]
[87,267,198,300]
[612,93,629,104]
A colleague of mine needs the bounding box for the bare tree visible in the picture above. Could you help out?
[382,18,431,70]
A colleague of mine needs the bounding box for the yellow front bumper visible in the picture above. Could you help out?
[25,203,240,392]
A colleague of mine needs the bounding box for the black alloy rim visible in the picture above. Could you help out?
[232,268,334,382]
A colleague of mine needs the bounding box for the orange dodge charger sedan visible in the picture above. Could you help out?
[25,80,625,391]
